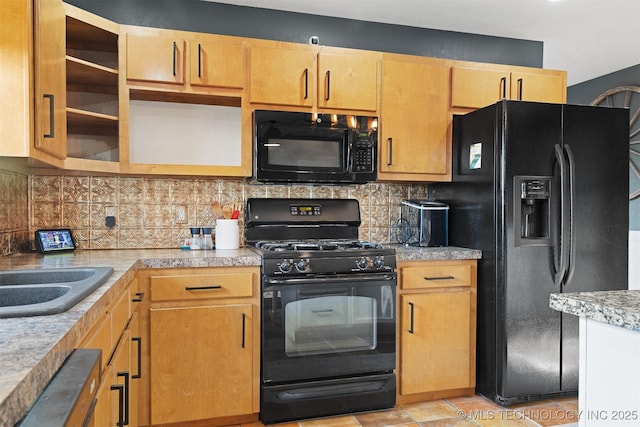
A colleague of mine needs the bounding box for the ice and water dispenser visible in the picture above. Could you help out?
[514,177,551,247]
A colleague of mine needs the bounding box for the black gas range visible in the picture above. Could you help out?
[245,198,397,424]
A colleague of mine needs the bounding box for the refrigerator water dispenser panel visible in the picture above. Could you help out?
[514,176,551,247]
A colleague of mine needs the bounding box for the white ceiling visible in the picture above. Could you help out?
[207,0,640,86]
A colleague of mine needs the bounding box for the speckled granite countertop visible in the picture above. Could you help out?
[392,245,482,261]
[0,245,479,426]
[550,290,640,332]
[0,248,261,427]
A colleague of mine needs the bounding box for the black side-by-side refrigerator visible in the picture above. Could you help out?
[430,100,629,405]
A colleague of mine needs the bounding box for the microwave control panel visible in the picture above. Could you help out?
[353,137,375,172]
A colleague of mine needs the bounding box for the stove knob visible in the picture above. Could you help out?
[278,260,292,273]
[356,257,369,270]
[374,256,385,269]
[295,259,308,272]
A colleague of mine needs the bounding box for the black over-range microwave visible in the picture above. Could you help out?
[254,110,378,184]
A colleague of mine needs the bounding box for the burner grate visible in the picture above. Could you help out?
[255,240,385,252]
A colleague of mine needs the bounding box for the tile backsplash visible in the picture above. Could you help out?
[26,175,427,251]
[0,169,29,255]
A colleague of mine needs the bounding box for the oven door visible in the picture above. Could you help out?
[261,273,396,384]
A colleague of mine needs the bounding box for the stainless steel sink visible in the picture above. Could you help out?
[0,267,114,318]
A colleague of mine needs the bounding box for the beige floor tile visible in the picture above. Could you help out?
[402,400,460,422]
[514,403,579,426]
[470,410,538,427]
[421,419,480,426]
[354,407,413,427]
[299,415,361,427]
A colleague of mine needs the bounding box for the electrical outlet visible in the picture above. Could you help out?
[176,205,188,224]
[105,206,116,227]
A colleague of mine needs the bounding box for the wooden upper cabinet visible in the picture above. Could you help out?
[124,28,245,91]
[127,34,186,84]
[249,44,379,111]
[189,40,244,89]
[379,56,450,181]
[317,52,378,111]
[450,66,508,109]
[249,44,315,107]
[34,0,67,160]
[510,71,566,103]
[451,65,567,109]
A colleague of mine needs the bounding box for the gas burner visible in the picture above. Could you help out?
[255,240,385,252]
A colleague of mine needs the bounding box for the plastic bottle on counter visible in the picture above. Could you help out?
[189,227,202,250]
[202,227,214,250]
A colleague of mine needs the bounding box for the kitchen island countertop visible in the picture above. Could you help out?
[550,290,640,331]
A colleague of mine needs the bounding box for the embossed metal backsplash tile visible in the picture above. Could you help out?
[25,175,427,250]
[0,170,29,255]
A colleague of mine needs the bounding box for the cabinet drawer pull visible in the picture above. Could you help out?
[241,313,246,349]
[198,43,202,77]
[500,76,507,99]
[172,41,177,76]
[517,78,523,100]
[110,384,124,427]
[424,275,455,281]
[408,302,415,334]
[303,68,309,99]
[116,371,130,425]
[132,337,142,379]
[43,94,55,138]
[132,292,144,302]
[325,70,331,101]
[387,137,393,166]
[184,285,222,291]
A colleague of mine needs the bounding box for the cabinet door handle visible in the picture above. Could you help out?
[303,68,309,99]
[387,137,393,166]
[500,76,507,99]
[408,302,415,334]
[116,371,130,425]
[325,70,331,101]
[241,313,246,349]
[132,337,142,379]
[43,94,55,138]
[424,275,455,281]
[110,384,124,427]
[172,41,177,76]
[197,43,202,78]
[517,78,523,100]
[132,292,144,302]
[184,285,222,291]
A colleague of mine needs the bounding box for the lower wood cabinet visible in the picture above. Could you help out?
[397,259,477,403]
[150,304,253,424]
[137,266,260,427]
[80,277,142,427]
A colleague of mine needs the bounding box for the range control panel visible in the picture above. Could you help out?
[290,204,322,216]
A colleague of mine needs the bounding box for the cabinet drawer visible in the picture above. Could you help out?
[401,264,471,290]
[79,312,111,371]
[111,287,131,340]
[150,272,254,301]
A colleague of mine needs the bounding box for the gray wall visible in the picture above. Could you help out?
[66,0,543,68]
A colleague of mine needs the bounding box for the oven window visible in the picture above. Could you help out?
[266,138,342,168]
[284,295,377,356]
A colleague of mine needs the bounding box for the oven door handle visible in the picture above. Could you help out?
[264,273,397,286]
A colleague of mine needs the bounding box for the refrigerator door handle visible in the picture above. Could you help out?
[554,144,569,286]
[563,144,577,285]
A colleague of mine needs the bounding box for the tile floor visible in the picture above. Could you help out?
[240,394,579,427]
